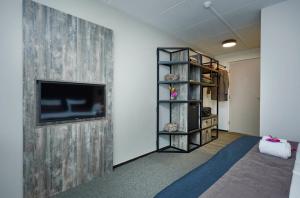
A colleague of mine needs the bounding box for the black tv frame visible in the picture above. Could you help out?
[36,80,106,125]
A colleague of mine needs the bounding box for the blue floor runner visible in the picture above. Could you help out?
[155,135,260,198]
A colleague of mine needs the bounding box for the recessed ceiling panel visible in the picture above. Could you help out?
[101,0,184,22]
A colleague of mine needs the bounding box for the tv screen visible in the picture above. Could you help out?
[37,81,105,124]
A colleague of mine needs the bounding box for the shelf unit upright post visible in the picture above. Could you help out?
[216,60,219,139]
[156,47,219,153]
[199,53,204,146]
[187,49,191,152]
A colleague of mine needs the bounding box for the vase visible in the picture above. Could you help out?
[171,96,177,100]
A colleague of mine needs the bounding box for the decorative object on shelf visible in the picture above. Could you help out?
[169,86,178,100]
[164,123,178,132]
[164,73,179,81]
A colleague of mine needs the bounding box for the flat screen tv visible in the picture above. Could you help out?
[37,80,105,124]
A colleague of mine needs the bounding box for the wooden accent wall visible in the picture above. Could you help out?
[23,1,113,197]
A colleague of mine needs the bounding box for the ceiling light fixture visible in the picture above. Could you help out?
[222,39,237,48]
[204,1,247,48]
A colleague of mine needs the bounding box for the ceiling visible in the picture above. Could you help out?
[99,0,285,56]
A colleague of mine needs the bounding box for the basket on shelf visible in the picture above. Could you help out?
[164,74,179,81]
[164,123,178,132]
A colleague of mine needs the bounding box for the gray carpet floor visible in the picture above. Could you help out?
[53,132,241,198]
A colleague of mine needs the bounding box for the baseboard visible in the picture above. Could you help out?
[229,130,259,136]
[113,150,156,169]
[218,129,229,132]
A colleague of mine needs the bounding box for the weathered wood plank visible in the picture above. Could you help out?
[170,50,188,151]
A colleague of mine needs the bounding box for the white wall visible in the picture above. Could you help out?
[214,48,260,131]
[261,0,300,141]
[34,0,191,165]
[0,0,23,198]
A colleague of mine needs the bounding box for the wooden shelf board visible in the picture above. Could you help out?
[189,80,217,87]
[158,80,216,86]
[190,62,219,73]
[158,131,188,135]
[158,81,188,84]
[201,124,218,130]
[201,83,217,87]
[159,129,201,135]
[188,128,202,133]
[189,80,202,85]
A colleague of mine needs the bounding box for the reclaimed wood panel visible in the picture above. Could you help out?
[23,1,113,197]
[171,50,188,151]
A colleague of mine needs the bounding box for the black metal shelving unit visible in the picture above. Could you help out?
[156,47,220,153]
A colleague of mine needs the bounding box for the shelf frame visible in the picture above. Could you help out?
[156,47,220,153]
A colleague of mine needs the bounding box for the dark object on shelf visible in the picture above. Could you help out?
[164,123,178,132]
[188,104,199,131]
[201,107,211,117]
[164,74,179,81]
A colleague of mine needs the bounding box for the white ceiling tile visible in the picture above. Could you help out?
[156,0,210,32]
[236,24,261,48]
[105,0,184,22]
[212,0,257,14]
[223,11,260,30]
[180,18,232,42]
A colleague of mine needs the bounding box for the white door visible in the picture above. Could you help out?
[229,58,260,136]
